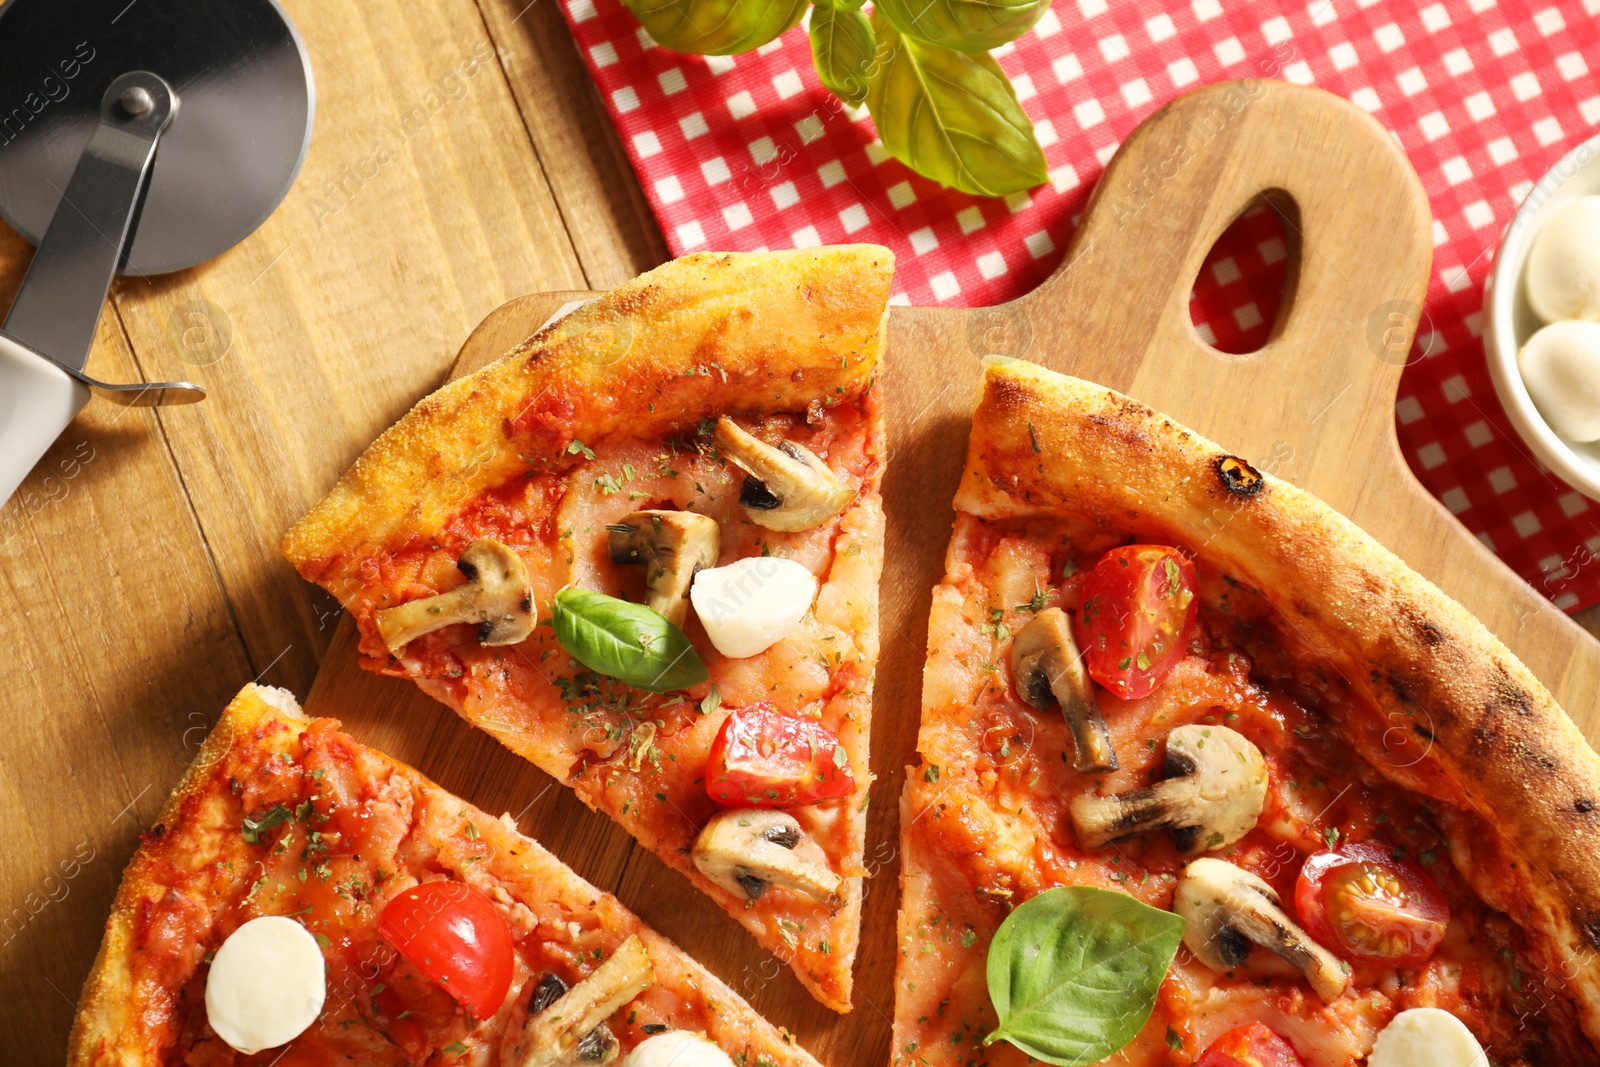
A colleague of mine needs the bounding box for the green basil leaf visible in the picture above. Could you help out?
[985,886,1184,1066]
[864,14,1048,197]
[813,0,866,9]
[622,0,808,56]
[874,0,1051,52]
[552,588,708,693]
[809,6,875,106]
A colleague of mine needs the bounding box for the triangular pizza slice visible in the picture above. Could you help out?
[70,683,825,1066]
[281,247,893,1012]
[894,358,1600,1065]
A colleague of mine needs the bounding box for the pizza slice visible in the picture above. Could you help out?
[69,683,825,1067]
[894,358,1600,1066]
[280,247,893,1012]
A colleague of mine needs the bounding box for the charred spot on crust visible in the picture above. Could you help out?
[1420,620,1445,646]
[1412,724,1436,743]
[1581,915,1600,953]
[1215,455,1265,498]
[1386,671,1417,704]
[1487,676,1535,718]
[1578,797,1596,814]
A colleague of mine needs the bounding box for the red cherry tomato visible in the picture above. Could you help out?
[378,880,515,1018]
[704,702,855,808]
[1076,545,1198,699]
[1196,1023,1305,1067]
[1294,843,1450,967]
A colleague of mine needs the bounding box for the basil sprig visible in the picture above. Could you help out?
[866,13,1048,198]
[872,0,1050,53]
[620,0,808,55]
[551,588,709,693]
[621,0,1051,196]
[809,5,874,107]
[985,887,1184,1066]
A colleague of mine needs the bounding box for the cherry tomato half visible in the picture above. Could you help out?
[1294,843,1450,967]
[705,702,854,808]
[1196,1023,1305,1067]
[379,880,515,1018]
[1076,545,1198,700]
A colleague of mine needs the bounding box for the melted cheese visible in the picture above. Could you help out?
[204,916,326,1054]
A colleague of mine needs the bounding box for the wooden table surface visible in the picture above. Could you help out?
[2,3,1596,1060]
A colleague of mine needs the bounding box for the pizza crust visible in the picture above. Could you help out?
[957,357,1600,1047]
[281,245,894,572]
[67,685,825,1066]
[67,685,306,1065]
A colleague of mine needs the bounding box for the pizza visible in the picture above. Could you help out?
[280,246,893,1012]
[69,683,825,1067]
[893,358,1600,1066]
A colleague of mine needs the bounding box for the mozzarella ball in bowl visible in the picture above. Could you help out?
[1524,196,1600,323]
[1518,319,1600,441]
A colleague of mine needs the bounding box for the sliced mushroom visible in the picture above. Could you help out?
[1069,724,1267,853]
[508,934,656,1067]
[691,809,842,903]
[1009,608,1118,773]
[1174,857,1349,1002]
[375,538,534,653]
[713,417,853,532]
[606,510,720,626]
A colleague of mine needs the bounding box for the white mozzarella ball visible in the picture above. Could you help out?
[1529,195,1600,321]
[1525,196,1600,323]
[690,556,817,658]
[1518,319,1600,441]
[205,915,327,1054]
[619,1031,736,1067]
[1367,1008,1488,1067]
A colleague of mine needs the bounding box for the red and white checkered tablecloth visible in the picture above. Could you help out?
[555,0,1600,611]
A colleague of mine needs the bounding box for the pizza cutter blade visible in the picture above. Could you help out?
[0,0,315,504]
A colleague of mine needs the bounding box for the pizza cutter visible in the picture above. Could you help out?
[0,0,315,504]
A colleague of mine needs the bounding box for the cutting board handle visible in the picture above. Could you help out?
[1015,79,1433,497]
[967,79,1599,721]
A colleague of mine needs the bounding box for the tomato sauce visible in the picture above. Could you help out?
[299,384,884,1009]
[101,712,774,1066]
[896,515,1591,1067]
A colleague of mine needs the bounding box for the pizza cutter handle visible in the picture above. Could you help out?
[0,332,91,505]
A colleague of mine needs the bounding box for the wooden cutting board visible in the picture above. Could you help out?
[302,81,1600,1066]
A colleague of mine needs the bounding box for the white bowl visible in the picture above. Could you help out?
[1484,131,1600,501]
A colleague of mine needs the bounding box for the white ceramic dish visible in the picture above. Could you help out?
[1484,131,1600,501]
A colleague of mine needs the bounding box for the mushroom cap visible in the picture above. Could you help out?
[1069,724,1267,852]
[375,538,534,652]
[607,510,721,627]
[713,417,853,532]
[1009,608,1118,772]
[691,808,841,903]
[1174,857,1349,1002]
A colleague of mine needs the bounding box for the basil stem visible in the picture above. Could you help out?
[552,588,709,693]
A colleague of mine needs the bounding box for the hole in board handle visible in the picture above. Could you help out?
[1188,191,1302,356]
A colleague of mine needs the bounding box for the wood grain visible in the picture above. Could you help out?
[1,24,1595,1064]
[301,82,1600,1067]
[0,0,654,1058]
[0,227,257,1054]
